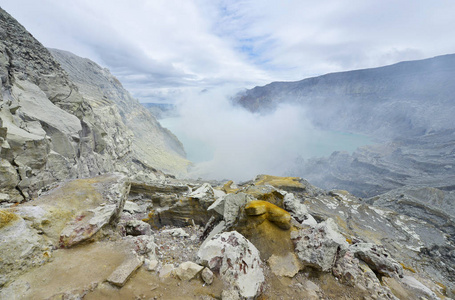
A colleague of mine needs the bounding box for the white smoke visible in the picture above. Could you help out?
[163,87,318,182]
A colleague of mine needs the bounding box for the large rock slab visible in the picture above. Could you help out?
[291,218,348,272]
[349,242,403,278]
[197,231,264,298]
[107,254,144,287]
[0,210,46,287]
[24,174,130,247]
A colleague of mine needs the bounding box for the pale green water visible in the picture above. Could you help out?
[160,117,372,163]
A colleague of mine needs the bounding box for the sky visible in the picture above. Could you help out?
[2,0,455,103]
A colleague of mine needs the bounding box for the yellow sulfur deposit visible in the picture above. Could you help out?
[254,175,305,189]
[0,209,19,228]
[245,200,291,230]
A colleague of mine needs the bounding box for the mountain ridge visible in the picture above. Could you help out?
[236,53,455,138]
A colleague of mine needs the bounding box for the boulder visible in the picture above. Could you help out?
[188,183,216,209]
[207,192,252,227]
[159,264,175,279]
[283,193,317,226]
[291,218,348,272]
[201,267,214,285]
[267,252,302,278]
[174,261,204,281]
[349,242,403,278]
[125,219,151,236]
[197,231,264,299]
[332,250,398,299]
[107,254,144,287]
[59,204,118,248]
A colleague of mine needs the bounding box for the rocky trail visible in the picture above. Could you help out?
[1,174,452,299]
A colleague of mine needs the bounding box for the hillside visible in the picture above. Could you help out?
[236,55,455,197]
[236,54,455,138]
[1,7,454,300]
[49,49,189,176]
[0,8,188,203]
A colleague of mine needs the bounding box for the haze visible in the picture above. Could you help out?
[2,1,455,181]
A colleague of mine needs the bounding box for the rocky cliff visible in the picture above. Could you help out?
[0,8,189,203]
[49,49,189,175]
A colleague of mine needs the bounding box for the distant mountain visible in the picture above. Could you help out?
[236,55,455,197]
[236,54,455,139]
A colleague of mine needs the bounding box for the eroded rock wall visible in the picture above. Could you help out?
[0,8,187,203]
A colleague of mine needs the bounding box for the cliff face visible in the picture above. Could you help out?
[236,54,455,138]
[0,8,188,203]
[49,49,189,175]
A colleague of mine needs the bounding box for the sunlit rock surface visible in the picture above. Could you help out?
[0,8,188,204]
[49,48,190,177]
[1,174,453,299]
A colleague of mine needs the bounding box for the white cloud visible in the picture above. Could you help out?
[2,0,455,101]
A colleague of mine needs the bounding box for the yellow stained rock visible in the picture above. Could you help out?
[0,209,19,228]
[245,200,291,230]
[254,175,304,190]
[222,180,239,194]
[237,200,295,260]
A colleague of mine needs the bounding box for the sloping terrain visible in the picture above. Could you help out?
[236,54,455,139]
[236,55,455,198]
[49,49,189,176]
[0,8,188,203]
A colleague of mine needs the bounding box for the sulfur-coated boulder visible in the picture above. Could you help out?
[244,200,291,230]
[235,200,294,260]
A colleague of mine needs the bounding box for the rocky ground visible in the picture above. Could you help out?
[1,174,453,299]
[288,129,455,198]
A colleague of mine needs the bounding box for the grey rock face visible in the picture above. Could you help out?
[289,130,455,198]
[0,8,189,203]
[332,250,399,299]
[236,54,455,139]
[291,218,348,272]
[49,48,190,177]
[197,231,265,299]
[349,242,403,278]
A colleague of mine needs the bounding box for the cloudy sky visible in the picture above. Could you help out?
[2,0,455,103]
